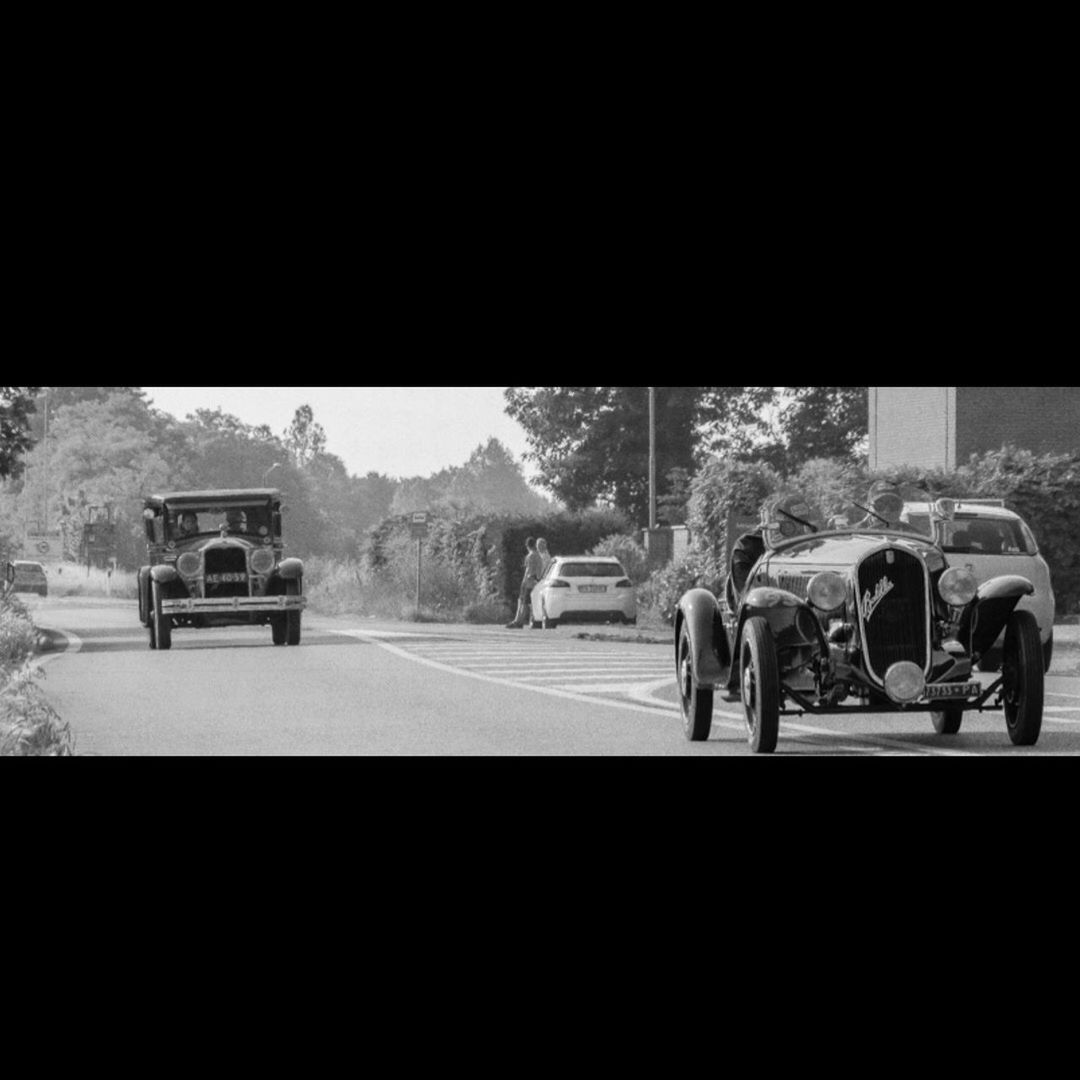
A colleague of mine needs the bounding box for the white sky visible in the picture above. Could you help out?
[141,386,534,480]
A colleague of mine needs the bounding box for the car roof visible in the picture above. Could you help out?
[146,489,282,508]
[903,501,1020,521]
[553,556,622,563]
[14,561,45,569]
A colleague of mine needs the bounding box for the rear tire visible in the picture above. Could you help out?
[1003,611,1043,747]
[285,579,302,646]
[151,581,172,651]
[931,707,963,735]
[742,617,780,754]
[678,623,713,742]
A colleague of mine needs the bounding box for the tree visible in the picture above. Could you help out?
[758,387,868,471]
[504,387,772,524]
[0,387,41,480]
[284,404,327,468]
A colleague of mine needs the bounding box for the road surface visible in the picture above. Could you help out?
[24,597,1080,756]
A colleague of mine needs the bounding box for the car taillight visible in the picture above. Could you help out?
[615,579,633,588]
[547,579,571,589]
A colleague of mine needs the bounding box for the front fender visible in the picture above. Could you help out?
[150,565,179,585]
[277,558,304,581]
[676,589,730,689]
[735,587,825,665]
[960,575,1035,657]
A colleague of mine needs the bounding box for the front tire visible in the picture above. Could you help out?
[285,579,302,646]
[678,623,713,742]
[741,617,780,754]
[151,581,172,651]
[931,707,963,735]
[1002,610,1043,747]
[1043,631,1054,674]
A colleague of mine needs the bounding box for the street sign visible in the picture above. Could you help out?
[409,512,430,539]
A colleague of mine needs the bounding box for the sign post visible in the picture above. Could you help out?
[409,512,430,617]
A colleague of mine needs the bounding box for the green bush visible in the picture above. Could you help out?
[589,534,649,583]
[0,591,73,757]
[637,551,717,626]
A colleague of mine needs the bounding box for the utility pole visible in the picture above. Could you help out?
[42,388,49,536]
[648,386,657,531]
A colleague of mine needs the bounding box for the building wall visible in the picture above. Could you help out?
[870,386,1080,470]
[869,387,956,471]
[955,386,1080,462]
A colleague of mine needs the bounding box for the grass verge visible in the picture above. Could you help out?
[0,589,73,756]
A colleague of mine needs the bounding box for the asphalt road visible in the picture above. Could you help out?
[24,596,1080,756]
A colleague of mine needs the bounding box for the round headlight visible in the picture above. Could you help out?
[808,572,846,611]
[177,552,202,577]
[939,567,978,607]
[250,548,275,575]
[884,661,926,705]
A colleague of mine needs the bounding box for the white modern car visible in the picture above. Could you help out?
[901,500,1055,671]
[530,556,637,629]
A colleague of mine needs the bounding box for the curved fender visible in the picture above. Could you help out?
[961,575,1035,657]
[277,558,304,581]
[150,565,179,585]
[676,589,730,689]
[735,587,825,662]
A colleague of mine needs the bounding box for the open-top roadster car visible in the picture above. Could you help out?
[675,486,1045,752]
[138,489,306,650]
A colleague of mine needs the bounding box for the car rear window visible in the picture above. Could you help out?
[941,516,1037,556]
[556,562,627,579]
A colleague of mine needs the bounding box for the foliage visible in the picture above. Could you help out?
[589,534,650,584]
[686,457,783,582]
[0,386,41,480]
[0,590,73,756]
[637,551,717,626]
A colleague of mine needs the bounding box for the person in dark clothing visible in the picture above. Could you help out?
[729,529,766,599]
[507,537,545,629]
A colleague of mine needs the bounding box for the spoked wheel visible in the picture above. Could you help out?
[151,581,172,651]
[1002,610,1043,747]
[285,579,302,646]
[677,623,713,742]
[741,617,779,754]
[931,707,963,735]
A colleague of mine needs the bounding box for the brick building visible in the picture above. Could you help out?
[869,387,1080,471]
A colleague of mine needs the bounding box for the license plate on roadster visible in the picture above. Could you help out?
[923,682,981,701]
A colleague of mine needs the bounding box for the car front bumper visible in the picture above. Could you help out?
[161,596,307,615]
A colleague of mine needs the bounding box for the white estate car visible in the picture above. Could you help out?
[901,500,1055,672]
[530,556,637,629]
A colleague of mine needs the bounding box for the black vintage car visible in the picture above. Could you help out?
[138,489,306,650]
[675,489,1045,753]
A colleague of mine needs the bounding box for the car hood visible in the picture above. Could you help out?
[766,531,945,573]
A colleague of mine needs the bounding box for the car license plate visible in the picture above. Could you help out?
[923,682,981,701]
[579,585,608,593]
[206,572,247,584]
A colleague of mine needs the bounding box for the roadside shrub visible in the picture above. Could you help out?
[589,534,649,584]
[637,551,717,626]
[0,591,73,757]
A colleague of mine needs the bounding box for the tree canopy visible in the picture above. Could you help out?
[0,387,42,480]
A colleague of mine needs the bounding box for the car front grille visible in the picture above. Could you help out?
[204,547,250,598]
[857,549,929,681]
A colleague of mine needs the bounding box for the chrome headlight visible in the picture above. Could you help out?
[177,551,202,577]
[884,661,926,704]
[939,567,978,607]
[250,548,275,575]
[808,571,846,611]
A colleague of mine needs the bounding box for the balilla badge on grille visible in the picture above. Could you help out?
[861,576,894,621]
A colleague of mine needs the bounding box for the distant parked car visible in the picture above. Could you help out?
[901,500,1055,672]
[530,556,637,629]
[11,561,48,597]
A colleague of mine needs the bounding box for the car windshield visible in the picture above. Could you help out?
[556,562,627,579]
[905,514,1038,556]
[166,503,273,540]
